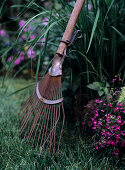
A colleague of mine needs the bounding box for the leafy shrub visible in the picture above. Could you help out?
[82,78,125,155]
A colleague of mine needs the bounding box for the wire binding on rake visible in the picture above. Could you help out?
[36,83,63,105]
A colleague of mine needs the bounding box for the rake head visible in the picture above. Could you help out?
[18,73,65,156]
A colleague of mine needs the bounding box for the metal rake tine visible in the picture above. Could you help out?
[57,102,65,155]
[19,93,36,122]
[24,100,42,144]
[19,98,38,136]
[53,85,59,153]
[41,83,56,149]
[49,103,54,154]
[37,103,48,145]
[18,92,34,116]
[40,104,52,147]
[39,104,61,157]
[32,102,45,146]
[40,103,51,147]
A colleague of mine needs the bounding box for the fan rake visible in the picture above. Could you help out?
[18,0,85,157]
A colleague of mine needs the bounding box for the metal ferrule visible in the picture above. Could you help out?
[49,54,64,77]
[36,83,63,105]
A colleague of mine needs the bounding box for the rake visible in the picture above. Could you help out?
[19,0,85,157]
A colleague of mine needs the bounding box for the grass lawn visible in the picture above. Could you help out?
[0,78,124,169]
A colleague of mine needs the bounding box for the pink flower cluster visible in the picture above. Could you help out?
[7,47,36,65]
[82,90,125,155]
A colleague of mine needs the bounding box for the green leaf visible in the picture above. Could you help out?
[87,84,98,90]
[86,8,100,53]
[98,90,104,96]
[93,82,102,87]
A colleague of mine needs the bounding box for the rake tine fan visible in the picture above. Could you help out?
[19,0,85,157]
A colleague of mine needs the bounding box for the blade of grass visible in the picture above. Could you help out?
[86,8,100,53]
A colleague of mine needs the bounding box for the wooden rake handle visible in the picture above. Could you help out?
[57,0,85,54]
[49,0,85,76]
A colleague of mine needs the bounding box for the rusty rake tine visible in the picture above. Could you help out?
[18,93,33,116]
[25,100,42,143]
[49,84,56,154]
[19,99,38,136]
[26,101,42,145]
[53,104,59,154]
[39,106,61,157]
[19,94,36,122]
[43,84,55,150]
[19,97,36,129]
[57,103,65,156]
[53,86,59,154]
[41,104,52,147]
[57,85,65,155]
[49,104,53,154]
[19,92,35,118]
[51,103,56,150]
[32,103,45,146]
[37,103,48,145]
[40,103,51,146]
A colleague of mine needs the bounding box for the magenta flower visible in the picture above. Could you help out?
[108,103,112,107]
[22,35,27,40]
[98,121,102,125]
[27,47,36,58]
[94,113,98,117]
[7,56,12,62]
[20,56,24,61]
[112,79,116,83]
[95,99,103,103]
[19,20,25,28]
[93,121,97,125]
[95,145,99,149]
[43,18,49,26]
[0,29,6,37]
[30,35,35,40]
[14,58,21,65]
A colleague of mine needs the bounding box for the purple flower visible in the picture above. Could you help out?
[94,113,98,117]
[95,99,103,103]
[22,35,27,40]
[7,56,12,62]
[108,103,113,107]
[98,121,102,125]
[88,4,92,10]
[112,79,116,83]
[44,1,49,6]
[14,58,21,65]
[30,35,35,40]
[19,20,25,28]
[27,47,36,58]
[23,28,28,32]
[93,121,97,125]
[95,145,99,149]
[13,49,18,53]
[20,52,24,56]
[43,18,49,26]
[0,29,6,37]
[20,56,24,61]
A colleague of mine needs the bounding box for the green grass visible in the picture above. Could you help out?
[0,78,124,169]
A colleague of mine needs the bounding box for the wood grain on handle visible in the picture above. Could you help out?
[57,0,85,54]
